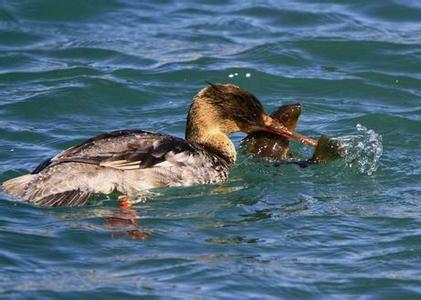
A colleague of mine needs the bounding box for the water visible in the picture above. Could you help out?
[0,0,420,298]
[337,124,383,176]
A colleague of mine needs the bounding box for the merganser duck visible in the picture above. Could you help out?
[2,83,318,207]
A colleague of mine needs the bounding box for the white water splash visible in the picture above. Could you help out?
[335,124,383,175]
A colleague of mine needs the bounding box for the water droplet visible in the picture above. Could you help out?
[336,124,383,175]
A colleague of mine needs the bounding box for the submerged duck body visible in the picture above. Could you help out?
[3,83,318,207]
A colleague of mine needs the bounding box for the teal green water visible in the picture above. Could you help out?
[1,1,420,299]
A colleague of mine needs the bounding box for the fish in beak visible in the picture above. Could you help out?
[262,114,318,148]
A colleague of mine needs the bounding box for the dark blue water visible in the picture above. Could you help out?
[1,1,420,298]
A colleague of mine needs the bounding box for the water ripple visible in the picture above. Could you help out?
[1,0,421,298]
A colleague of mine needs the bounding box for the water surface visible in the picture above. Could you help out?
[1,0,420,299]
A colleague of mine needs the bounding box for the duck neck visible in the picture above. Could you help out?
[188,130,236,165]
[185,104,236,165]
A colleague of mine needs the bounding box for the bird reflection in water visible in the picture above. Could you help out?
[104,201,150,240]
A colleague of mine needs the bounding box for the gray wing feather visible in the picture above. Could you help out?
[33,130,196,173]
[31,190,91,207]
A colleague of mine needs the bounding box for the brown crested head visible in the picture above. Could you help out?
[186,83,268,137]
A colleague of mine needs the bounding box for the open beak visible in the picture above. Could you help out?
[262,115,318,148]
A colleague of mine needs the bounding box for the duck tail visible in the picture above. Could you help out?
[3,173,92,207]
[2,174,36,200]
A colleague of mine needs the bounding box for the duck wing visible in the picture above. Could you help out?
[32,130,197,173]
[4,130,201,207]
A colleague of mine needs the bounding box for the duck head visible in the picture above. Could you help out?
[186,83,316,164]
